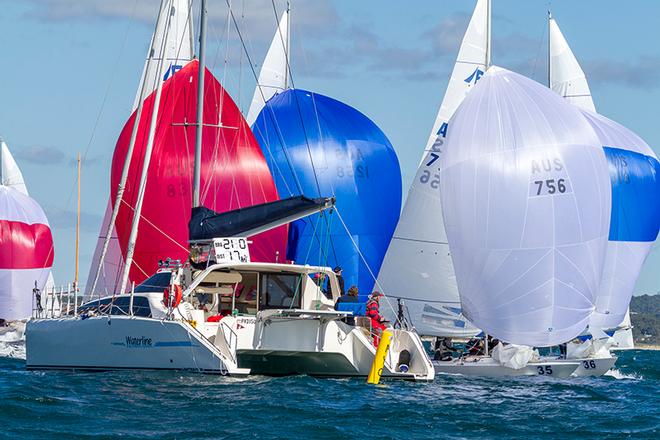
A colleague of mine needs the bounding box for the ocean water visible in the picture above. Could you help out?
[0,347,657,439]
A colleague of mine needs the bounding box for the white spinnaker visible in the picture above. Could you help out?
[579,109,660,331]
[85,0,194,299]
[0,187,53,321]
[1,140,55,293]
[246,8,290,126]
[439,67,611,347]
[377,0,489,337]
[548,15,596,112]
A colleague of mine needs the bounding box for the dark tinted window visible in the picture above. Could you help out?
[78,298,112,314]
[110,297,131,316]
[260,273,302,310]
[132,296,152,317]
[134,272,172,293]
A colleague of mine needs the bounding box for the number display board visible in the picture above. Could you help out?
[212,238,251,263]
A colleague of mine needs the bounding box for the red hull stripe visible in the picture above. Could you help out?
[0,220,54,269]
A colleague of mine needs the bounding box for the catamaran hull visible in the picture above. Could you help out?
[26,317,230,373]
[433,358,579,378]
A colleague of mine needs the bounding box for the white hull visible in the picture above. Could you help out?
[563,356,617,377]
[26,317,235,374]
[433,356,579,378]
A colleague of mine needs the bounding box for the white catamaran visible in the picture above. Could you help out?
[25,0,434,381]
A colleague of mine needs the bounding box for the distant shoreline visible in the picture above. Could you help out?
[634,344,660,351]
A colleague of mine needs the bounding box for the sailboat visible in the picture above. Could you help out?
[436,65,613,377]
[86,0,196,298]
[377,0,490,338]
[25,0,434,380]
[548,13,659,352]
[250,6,402,298]
[0,139,55,344]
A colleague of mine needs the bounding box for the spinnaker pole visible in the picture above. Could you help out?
[89,0,170,297]
[193,0,207,208]
[118,0,174,295]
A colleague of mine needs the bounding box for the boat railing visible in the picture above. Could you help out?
[32,283,82,319]
[220,321,238,363]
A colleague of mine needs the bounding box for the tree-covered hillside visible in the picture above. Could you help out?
[631,294,660,345]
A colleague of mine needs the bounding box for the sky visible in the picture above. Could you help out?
[0,0,659,294]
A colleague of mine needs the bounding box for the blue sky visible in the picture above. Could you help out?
[0,0,659,294]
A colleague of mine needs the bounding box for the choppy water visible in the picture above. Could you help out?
[0,347,657,439]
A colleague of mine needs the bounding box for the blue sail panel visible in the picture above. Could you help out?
[252,89,402,299]
[603,146,660,242]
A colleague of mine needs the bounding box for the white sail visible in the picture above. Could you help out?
[579,109,660,332]
[377,0,490,337]
[548,15,596,112]
[1,140,56,292]
[611,310,635,350]
[246,8,290,126]
[439,66,611,347]
[132,0,195,111]
[85,0,194,299]
[1,140,29,196]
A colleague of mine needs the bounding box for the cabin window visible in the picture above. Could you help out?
[134,272,172,293]
[75,296,151,317]
[259,273,302,310]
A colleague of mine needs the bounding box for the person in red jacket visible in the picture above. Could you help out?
[366,291,388,346]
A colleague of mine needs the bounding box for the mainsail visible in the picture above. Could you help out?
[548,14,596,112]
[111,60,286,284]
[86,0,194,297]
[252,89,402,298]
[376,0,490,336]
[1,140,29,196]
[439,67,611,347]
[245,7,289,126]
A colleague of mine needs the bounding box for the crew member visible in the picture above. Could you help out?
[433,337,457,361]
[366,291,387,346]
[334,285,359,325]
[333,266,345,296]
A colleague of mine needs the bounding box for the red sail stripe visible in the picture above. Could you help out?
[0,220,54,269]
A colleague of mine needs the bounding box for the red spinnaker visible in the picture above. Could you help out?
[112,60,287,284]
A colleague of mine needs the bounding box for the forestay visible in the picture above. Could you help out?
[376,0,489,337]
[439,67,611,347]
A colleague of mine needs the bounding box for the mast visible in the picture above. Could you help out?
[285,1,291,89]
[547,10,552,88]
[486,0,492,68]
[75,153,81,291]
[118,0,174,295]
[89,0,170,297]
[193,0,207,208]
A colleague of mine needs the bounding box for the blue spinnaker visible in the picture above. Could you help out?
[252,89,402,299]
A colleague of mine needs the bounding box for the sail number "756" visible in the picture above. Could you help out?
[533,179,567,196]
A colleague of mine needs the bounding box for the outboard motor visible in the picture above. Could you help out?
[397,349,411,373]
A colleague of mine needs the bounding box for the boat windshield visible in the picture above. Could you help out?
[259,273,303,309]
[134,272,172,293]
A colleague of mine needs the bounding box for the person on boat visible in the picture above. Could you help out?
[366,291,388,346]
[465,337,485,356]
[433,337,457,361]
[333,266,345,296]
[335,285,359,325]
